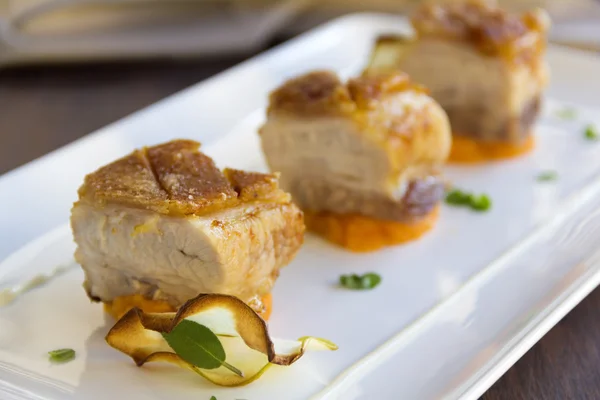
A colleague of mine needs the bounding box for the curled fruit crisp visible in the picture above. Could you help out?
[106,293,337,386]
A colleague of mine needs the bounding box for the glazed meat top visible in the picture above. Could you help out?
[268,70,427,116]
[77,139,290,216]
[411,0,549,64]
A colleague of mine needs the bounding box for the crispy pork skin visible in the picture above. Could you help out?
[366,1,549,144]
[259,70,451,222]
[70,140,304,314]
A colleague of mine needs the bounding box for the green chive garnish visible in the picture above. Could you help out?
[469,194,492,212]
[48,348,75,363]
[339,273,381,290]
[445,189,492,212]
[445,190,471,206]
[585,124,599,141]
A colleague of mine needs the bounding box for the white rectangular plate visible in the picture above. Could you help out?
[2,13,600,400]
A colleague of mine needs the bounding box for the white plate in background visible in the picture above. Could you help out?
[2,14,600,400]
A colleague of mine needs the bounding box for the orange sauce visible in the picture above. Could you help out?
[104,294,175,320]
[448,135,535,163]
[305,206,439,252]
[260,293,273,321]
[104,293,273,321]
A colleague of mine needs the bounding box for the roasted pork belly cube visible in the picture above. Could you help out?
[366,0,550,162]
[259,70,451,252]
[70,140,304,319]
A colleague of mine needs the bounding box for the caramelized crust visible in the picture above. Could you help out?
[146,140,239,213]
[267,71,354,116]
[78,148,170,213]
[267,70,427,116]
[347,71,428,109]
[224,168,289,202]
[78,140,288,216]
[412,0,549,64]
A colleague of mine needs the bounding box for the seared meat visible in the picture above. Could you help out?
[366,1,549,144]
[70,140,304,315]
[259,70,451,222]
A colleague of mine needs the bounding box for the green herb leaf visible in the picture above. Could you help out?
[555,108,577,120]
[210,397,217,400]
[537,171,558,182]
[445,189,492,212]
[162,320,243,377]
[339,273,381,290]
[585,124,599,141]
[48,348,75,363]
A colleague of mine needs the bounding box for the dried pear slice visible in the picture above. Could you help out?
[105,294,337,386]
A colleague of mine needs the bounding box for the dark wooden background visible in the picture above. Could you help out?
[2,56,600,399]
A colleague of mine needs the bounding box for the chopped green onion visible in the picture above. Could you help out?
[537,171,558,182]
[339,273,381,290]
[585,124,599,141]
[469,194,492,212]
[445,189,492,212]
[445,190,471,206]
[48,348,75,363]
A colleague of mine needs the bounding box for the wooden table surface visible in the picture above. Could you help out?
[2,58,600,400]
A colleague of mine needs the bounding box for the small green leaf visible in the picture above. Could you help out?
[555,108,577,120]
[537,171,558,182]
[48,348,75,363]
[340,273,381,290]
[210,396,217,400]
[162,320,243,377]
[585,124,599,141]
